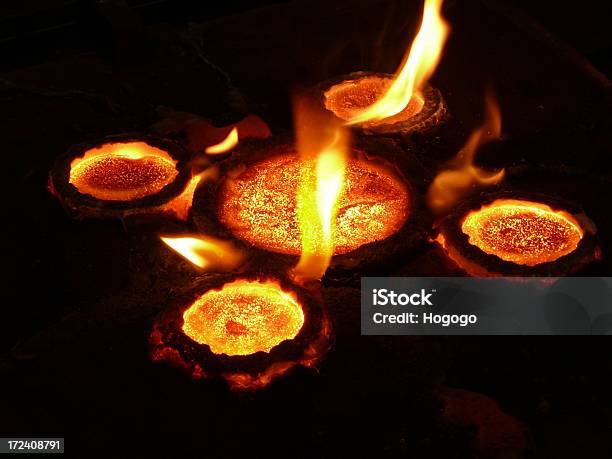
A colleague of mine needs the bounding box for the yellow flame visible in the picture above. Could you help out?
[292,97,348,282]
[348,0,449,124]
[205,127,239,154]
[161,235,245,271]
[427,93,505,215]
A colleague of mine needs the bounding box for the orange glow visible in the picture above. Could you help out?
[181,280,304,356]
[161,234,245,271]
[461,199,584,266]
[347,0,449,124]
[217,154,409,256]
[69,142,178,201]
[205,127,239,154]
[427,94,505,214]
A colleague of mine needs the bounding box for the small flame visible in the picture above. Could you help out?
[348,0,449,124]
[205,127,238,154]
[161,234,245,271]
[161,166,219,220]
[427,93,505,215]
[292,97,348,282]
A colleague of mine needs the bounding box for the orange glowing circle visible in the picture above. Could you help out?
[324,76,424,126]
[181,280,305,356]
[461,199,584,266]
[217,154,410,255]
[69,141,178,201]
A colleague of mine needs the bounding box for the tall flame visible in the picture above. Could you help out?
[161,235,245,271]
[205,127,239,154]
[292,96,348,282]
[348,0,449,124]
[427,93,505,215]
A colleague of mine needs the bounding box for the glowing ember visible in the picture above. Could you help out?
[217,154,410,255]
[462,199,584,266]
[181,280,304,356]
[324,75,425,127]
[205,127,239,154]
[346,0,449,124]
[69,142,178,201]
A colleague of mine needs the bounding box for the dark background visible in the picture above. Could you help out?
[1,1,611,457]
[1,1,611,76]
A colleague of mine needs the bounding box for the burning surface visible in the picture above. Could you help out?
[462,199,584,266]
[217,154,410,256]
[182,280,304,356]
[69,142,178,201]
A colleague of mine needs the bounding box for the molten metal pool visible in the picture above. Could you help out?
[182,280,304,356]
[462,199,584,266]
[69,141,178,201]
[217,154,410,255]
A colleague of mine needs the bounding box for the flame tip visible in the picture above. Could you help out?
[205,127,239,155]
[292,98,348,281]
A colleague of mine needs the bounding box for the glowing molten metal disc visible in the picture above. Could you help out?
[69,142,178,201]
[461,199,584,266]
[218,154,410,255]
[182,280,305,356]
[324,76,424,127]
